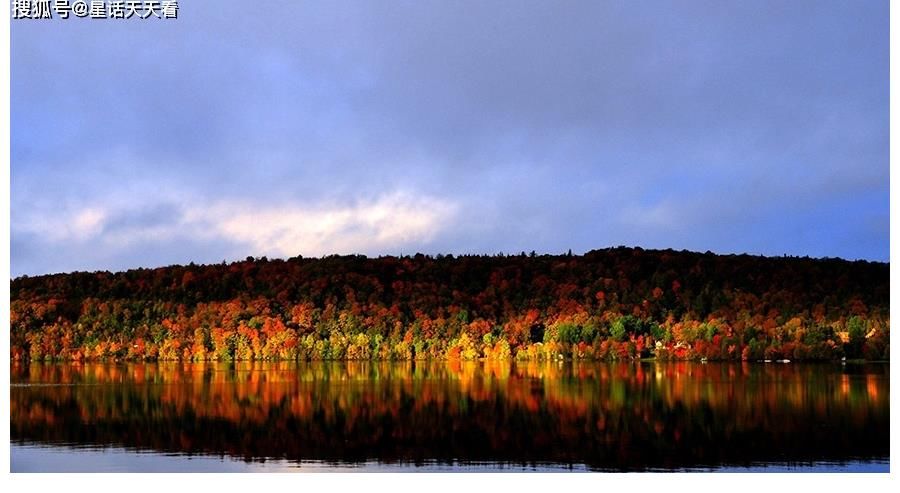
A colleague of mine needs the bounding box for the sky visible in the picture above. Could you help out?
[11,0,889,276]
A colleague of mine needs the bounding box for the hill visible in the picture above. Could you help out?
[10,247,889,362]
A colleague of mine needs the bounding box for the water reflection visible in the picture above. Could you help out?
[10,361,889,472]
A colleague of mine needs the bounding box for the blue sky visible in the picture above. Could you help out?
[11,0,889,276]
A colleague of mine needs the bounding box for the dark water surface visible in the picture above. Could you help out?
[10,361,889,472]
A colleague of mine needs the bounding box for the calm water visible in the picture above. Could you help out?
[10,361,890,472]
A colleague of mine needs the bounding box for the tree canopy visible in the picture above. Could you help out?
[10,247,889,362]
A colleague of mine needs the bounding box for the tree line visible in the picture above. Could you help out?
[10,247,889,362]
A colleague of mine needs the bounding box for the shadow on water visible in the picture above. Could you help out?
[10,360,890,472]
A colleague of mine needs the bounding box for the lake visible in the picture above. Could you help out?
[10,360,889,472]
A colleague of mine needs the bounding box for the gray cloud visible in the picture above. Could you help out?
[11,0,888,276]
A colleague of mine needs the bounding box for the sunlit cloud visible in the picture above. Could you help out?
[193,192,458,257]
[14,192,459,265]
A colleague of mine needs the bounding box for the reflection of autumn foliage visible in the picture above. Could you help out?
[10,248,888,362]
[11,361,888,470]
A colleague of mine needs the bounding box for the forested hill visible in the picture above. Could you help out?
[10,247,889,362]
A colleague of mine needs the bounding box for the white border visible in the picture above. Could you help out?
[2,1,897,492]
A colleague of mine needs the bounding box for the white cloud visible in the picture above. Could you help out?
[16,192,458,261]
[196,192,457,257]
[15,206,108,242]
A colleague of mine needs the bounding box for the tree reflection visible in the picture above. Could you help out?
[10,361,889,471]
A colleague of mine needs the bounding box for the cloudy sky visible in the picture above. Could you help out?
[11,0,888,276]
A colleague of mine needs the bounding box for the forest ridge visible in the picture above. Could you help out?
[10,247,890,362]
